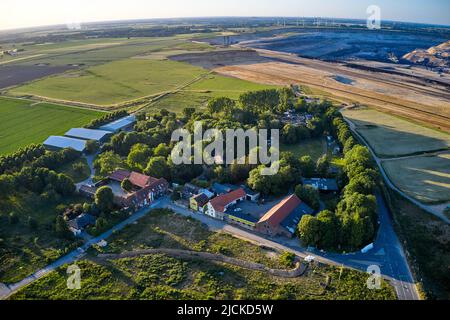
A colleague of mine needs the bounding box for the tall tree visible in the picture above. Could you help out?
[127,144,152,171]
[295,184,320,211]
[299,156,316,178]
[95,186,114,214]
[144,157,170,179]
[94,151,124,177]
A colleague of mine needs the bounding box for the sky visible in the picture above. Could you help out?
[1,0,449,31]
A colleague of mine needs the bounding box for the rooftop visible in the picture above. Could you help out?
[99,115,136,132]
[43,136,86,152]
[303,178,339,191]
[109,169,131,183]
[227,211,259,224]
[280,202,314,234]
[68,214,96,230]
[129,171,157,188]
[212,182,239,195]
[192,193,210,207]
[210,188,246,213]
[65,128,112,141]
[109,170,159,189]
[259,194,302,227]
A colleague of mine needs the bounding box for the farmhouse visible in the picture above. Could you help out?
[99,115,136,133]
[107,170,168,208]
[302,178,339,193]
[206,188,246,220]
[190,193,210,213]
[65,128,112,143]
[80,170,168,209]
[43,136,87,152]
[255,194,314,238]
[67,214,96,236]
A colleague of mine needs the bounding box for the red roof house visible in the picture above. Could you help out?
[103,170,169,209]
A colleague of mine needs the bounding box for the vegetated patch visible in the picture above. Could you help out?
[342,108,450,157]
[0,97,103,154]
[280,138,325,161]
[383,187,450,299]
[146,73,278,113]
[0,193,85,283]
[0,64,75,89]
[10,209,396,300]
[10,59,208,106]
[382,152,450,204]
[55,157,91,183]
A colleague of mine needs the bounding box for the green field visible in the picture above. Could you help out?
[18,36,211,67]
[342,108,450,158]
[9,36,277,110]
[11,59,277,109]
[280,138,326,161]
[10,59,208,106]
[146,74,278,113]
[0,97,103,155]
[10,209,396,300]
[382,153,450,204]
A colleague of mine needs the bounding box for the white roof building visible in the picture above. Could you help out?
[65,128,112,142]
[43,136,87,152]
[99,115,136,133]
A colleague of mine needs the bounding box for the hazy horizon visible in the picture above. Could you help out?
[1,0,449,31]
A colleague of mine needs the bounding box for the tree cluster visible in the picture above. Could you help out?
[297,116,378,251]
[0,144,46,175]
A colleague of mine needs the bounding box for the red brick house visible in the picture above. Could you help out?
[108,170,169,208]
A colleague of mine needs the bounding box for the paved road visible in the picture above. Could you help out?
[161,196,419,300]
[75,153,97,190]
[344,117,449,224]
[0,200,162,300]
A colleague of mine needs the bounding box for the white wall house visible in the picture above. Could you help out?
[206,188,246,221]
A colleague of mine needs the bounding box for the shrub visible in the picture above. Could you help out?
[279,252,296,268]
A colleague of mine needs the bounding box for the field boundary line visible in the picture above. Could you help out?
[0,94,111,113]
[133,71,214,113]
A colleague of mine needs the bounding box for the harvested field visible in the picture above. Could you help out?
[0,64,74,89]
[170,49,270,69]
[342,108,450,157]
[382,153,450,204]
